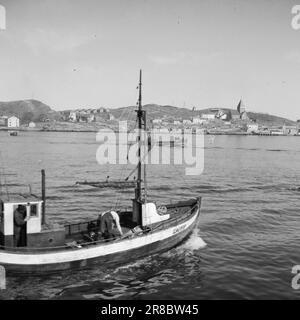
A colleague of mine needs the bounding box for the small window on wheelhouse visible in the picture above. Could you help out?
[30,204,38,217]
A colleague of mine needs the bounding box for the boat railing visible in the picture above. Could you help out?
[64,208,133,236]
[0,203,198,253]
[65,219,99,236]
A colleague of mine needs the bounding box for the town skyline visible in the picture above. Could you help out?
[0,0,300,120]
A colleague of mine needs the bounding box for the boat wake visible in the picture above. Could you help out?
[180,228,207,251]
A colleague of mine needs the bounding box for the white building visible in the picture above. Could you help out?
[6,116,20,128]
[192,117,202,124]
[183,119,192,125]
[28,121,36,128]
[69,111,78,122]
[247,124,259,133]
[201,113,215,120]
[173,120,181,125]
[152,119,162,124]
[192,117,207,125]
[270,129,284,136]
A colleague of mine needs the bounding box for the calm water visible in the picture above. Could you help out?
[0,131,299,300]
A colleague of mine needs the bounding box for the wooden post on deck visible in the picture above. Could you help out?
[41,169,46,225]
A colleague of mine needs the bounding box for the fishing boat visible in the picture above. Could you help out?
[8,131,18,136]
[0,71,202,274]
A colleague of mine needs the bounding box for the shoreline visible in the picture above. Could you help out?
[0,127,299,136]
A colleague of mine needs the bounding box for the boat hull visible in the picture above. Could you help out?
[0,202,201,274]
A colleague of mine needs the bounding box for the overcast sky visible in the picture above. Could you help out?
[0,0,299,120]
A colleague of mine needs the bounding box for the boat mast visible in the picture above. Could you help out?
[133,69,147,224]
[136,69,143,202]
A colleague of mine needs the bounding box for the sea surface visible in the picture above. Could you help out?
[0,131,299,300]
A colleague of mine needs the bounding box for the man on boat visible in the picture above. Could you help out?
[13,205,28,247]
[98,210,123,239]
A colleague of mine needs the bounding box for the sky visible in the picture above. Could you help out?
[0,0,300,120]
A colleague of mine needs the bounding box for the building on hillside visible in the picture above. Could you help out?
[28,121,36,128]
[247,124,259,133]
[216,109,230,121]
[80,114,95,123]
[282,124,298,135]
[69,111,78,122]
[192,117,207,125]
[270,128,284,136]
[60,111,70,121]
[95,113,109,122]
[173,120,181,125]
[200,112,216,120]
[6,116,20,128]
[109,114,115,121]
[183,119,192,125]
[97,107,107,113]
[192,117,202,124]
[152,119,162,125]
[0,116,8,126]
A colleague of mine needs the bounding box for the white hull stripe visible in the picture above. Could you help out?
[0,210,198,265]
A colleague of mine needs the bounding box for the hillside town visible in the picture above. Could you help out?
[149,100,300,136]
[0,99,300,136]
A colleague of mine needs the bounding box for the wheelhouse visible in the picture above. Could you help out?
[0,196,65,249]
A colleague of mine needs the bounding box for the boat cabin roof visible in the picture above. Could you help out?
[0,195,42,205]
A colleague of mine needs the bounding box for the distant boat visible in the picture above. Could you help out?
[8,131,18,136]
[0,71,202,274]
[76,179,136,189]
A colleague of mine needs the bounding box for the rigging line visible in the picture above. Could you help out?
[117,118,138,182]
[113,127,140,210]
[112,130,139,210]
[112,88,140,210]
[0,152,10,201]
[105,108,134,182]
[124,135,152,181]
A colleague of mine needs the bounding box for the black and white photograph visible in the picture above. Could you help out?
[0,0,299,304]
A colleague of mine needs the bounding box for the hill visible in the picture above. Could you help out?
[0,100,295,127]
[110,104,195,121]
[0,99,59,123]
[246,112,295,126]
[109,104,296,126]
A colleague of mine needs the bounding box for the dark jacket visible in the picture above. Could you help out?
[14,209,26,234]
